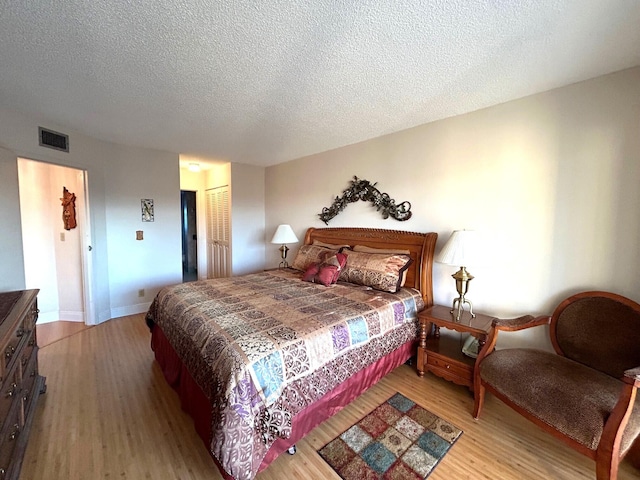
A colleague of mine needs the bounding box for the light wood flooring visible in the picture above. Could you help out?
[21,314,640,480]
[36,321,92,348]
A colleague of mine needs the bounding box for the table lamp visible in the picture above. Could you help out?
[436,229,482,321]
[270,224,299,268]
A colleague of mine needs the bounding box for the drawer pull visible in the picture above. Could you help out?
[445,364,450,369]
[16,327,25,337]
[9,424,20,441]
[5,345,15,359]
[28,338,36,347]
[6,382,17,398]
[0,467,6,477]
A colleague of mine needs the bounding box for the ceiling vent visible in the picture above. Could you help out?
[39,127,69,152]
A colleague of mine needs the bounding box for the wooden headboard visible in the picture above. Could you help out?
[304,227,438,308]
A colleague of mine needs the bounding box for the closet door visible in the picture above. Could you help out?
[206,186,231,278]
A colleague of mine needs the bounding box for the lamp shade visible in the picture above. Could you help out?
[435,230,483,266]
[270,224,298,244]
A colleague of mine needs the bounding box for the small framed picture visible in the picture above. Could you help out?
[141,199,154,222]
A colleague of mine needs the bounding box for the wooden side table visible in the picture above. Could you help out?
[416,305,496,393]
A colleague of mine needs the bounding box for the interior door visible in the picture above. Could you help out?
[206,185,231,278]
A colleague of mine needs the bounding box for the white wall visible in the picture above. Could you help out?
[265,67,640,350]
[0,106,182,322]
[52,167,85,320]
[104,143,182,318]
[231,162,265,275]
[18,158,60,318]
[0,146,26,291]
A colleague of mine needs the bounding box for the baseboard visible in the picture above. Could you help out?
[37,310,84,324]
[59,310,85,322]
[110,302,151,319]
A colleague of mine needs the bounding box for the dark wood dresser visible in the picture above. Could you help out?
[0,290,46,480]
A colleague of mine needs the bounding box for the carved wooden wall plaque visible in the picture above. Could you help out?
[60,187,77,230]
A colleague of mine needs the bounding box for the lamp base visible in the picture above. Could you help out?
[451,296,475,322]
[278,244,290,269]
[450,266,476,322]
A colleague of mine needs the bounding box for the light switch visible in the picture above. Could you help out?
[60,232,65,241]
[136,230,143,240]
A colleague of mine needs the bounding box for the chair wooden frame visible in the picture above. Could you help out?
[473,291,640,480]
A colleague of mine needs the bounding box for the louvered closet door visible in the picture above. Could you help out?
[206,186,231,278]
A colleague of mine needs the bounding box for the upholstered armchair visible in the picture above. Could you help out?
[473,291,640,480]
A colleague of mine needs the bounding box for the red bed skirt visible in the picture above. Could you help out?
[150,323,416,478]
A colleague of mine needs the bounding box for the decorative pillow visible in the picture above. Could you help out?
[302,263,320,282]
[301,253,347,286]
[315,265,341,286]
[291,245,336,271]
[339,250,413,293]
[312,240,351,250]
[352,245,412,287]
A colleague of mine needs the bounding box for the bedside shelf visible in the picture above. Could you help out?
[425,335,474,366]
[417,305,496,394]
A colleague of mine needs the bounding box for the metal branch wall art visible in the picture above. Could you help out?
[318,176,412,225]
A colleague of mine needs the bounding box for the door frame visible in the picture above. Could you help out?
[79,169,96,325]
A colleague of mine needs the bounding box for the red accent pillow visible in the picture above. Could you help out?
[302,263,320,282]
[315,265,340,286]
[302,253,347,286]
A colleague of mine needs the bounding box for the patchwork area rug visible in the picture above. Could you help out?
[318,393,462,479]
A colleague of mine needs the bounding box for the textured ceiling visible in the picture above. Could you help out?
[1,1,640,167]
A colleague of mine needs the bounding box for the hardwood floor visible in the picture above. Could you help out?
[21,314,640,480]
[36,320,92,348]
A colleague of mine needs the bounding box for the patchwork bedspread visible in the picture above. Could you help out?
[146,269,423,479]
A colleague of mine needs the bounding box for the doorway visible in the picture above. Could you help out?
[181,190,198,282]
[17,158,94,325]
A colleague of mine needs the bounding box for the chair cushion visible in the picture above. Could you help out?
[480,348,640,452]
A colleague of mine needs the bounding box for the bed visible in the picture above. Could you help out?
[146,227,437,479]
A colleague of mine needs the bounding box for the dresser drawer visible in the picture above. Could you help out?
[426,351,473,385]
[0,365,20,433]
[19,349,39,414]
[19,330,36,375]
[0,290,43,480]
[1,323,26,382]
[0,403,22,479]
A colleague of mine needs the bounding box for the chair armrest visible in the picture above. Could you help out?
[475,316,551,369]
[623,366,640,387]
[492,315,551,332]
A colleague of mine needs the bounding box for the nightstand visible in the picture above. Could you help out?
[416,305,496,393]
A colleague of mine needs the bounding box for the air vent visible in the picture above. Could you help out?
[39,127,69,152]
